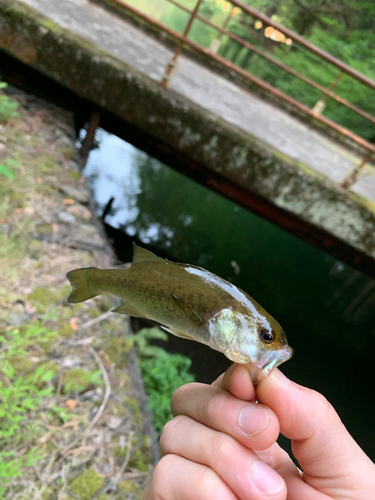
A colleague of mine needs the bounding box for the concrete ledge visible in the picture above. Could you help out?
[1,0,375,276]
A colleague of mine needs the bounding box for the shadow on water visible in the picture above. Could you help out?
[83,129,375,460]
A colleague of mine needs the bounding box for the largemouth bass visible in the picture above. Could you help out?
[67,244,293,383]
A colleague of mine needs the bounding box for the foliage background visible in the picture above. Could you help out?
[126,0,375,140]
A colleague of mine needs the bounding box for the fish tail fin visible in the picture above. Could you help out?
[66,267,99,303]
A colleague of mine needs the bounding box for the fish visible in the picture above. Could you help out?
[66,243,293,383]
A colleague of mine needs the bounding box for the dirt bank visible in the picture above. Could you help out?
[0,85,155,500]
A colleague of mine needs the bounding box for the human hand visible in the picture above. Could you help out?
[142,364,375,499]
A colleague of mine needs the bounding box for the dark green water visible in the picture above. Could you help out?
[84,129,375,460]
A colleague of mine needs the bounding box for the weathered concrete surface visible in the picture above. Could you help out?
[1,0,375,273]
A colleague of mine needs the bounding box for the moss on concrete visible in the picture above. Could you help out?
[59,323,75,338]
[69,469,104,500]
[104,337,133,364]
[114,441,151,472]
[35,223,53,235]
[122,395,143,423]
[27,286,60,305]
[111,400,128,418]
[62,367,89,393]
[9,355,34,374]
[67,169,81,180]
[118,479,143,498]
[349,190,375,215]
[40,17,63,34]
[59,145,76,160]
[129,448,150,472]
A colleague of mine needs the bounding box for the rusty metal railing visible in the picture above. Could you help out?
[109,0,375,189]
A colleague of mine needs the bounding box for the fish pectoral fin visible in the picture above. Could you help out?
[160,325,196,341]
[112,302,147,318]
[172,294,203,326]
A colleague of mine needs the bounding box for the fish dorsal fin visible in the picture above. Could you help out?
[132,243,164,265]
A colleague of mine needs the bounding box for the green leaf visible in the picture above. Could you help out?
[41,370,55,382]
[5,158,19,168]
[0,165,14,180]
[33,366,45,381]
[39,386,53,397]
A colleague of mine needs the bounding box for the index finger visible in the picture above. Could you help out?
[171,381,280,452]
[257,369,375,494]
[212,363,257,402]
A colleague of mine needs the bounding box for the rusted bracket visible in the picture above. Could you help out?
[340,152,373,189]
[161,57,180,85]
[312,71,344,115]
[161,0,203,89]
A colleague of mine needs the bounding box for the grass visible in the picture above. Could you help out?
[0,83,19,122]
[0,323,60,496]
[0,83,155,499]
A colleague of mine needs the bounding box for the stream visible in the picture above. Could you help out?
[83,128,375,460]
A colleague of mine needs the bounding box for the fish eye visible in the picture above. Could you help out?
[259,328,275,344]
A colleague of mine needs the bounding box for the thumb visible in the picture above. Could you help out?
[257,369,375,496]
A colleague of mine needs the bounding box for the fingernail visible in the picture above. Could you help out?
[238,405,269,437]
[253,461,284,494]
[275,368,290,384]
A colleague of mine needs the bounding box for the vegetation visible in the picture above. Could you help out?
[0,86,155,499]
[223,0,375,140]
[0,83,19,180]
[0,82,19,122]
[0,323,67,497]
[132,328,195,434]
[128,0,375,140]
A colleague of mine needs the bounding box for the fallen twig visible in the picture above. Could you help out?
[115,431,134,482]
[90,430,134,500]
[54,346,111,465]
[79,311,113,331]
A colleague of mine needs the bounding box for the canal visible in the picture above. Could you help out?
[83,128,375,460]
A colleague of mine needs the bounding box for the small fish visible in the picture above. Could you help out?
[66,244,293,383]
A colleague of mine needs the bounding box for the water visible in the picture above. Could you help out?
[84,129,375,460]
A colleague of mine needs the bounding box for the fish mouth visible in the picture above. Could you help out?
[261,347,294,377]
[252,346,294,385]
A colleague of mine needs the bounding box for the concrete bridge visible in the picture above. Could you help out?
[1,0,375,278]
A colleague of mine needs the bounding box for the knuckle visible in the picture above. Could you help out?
[148,456,173,498]
[155,454,174,474]
[201,391,227,422]
[199,466,219,498]
[159,416,189,450]
[211,433,234,462]
[171,382,197,410]
[198,466,237,500]
[313,390,341,425]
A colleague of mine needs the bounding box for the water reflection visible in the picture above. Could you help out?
[83,131,141,229]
